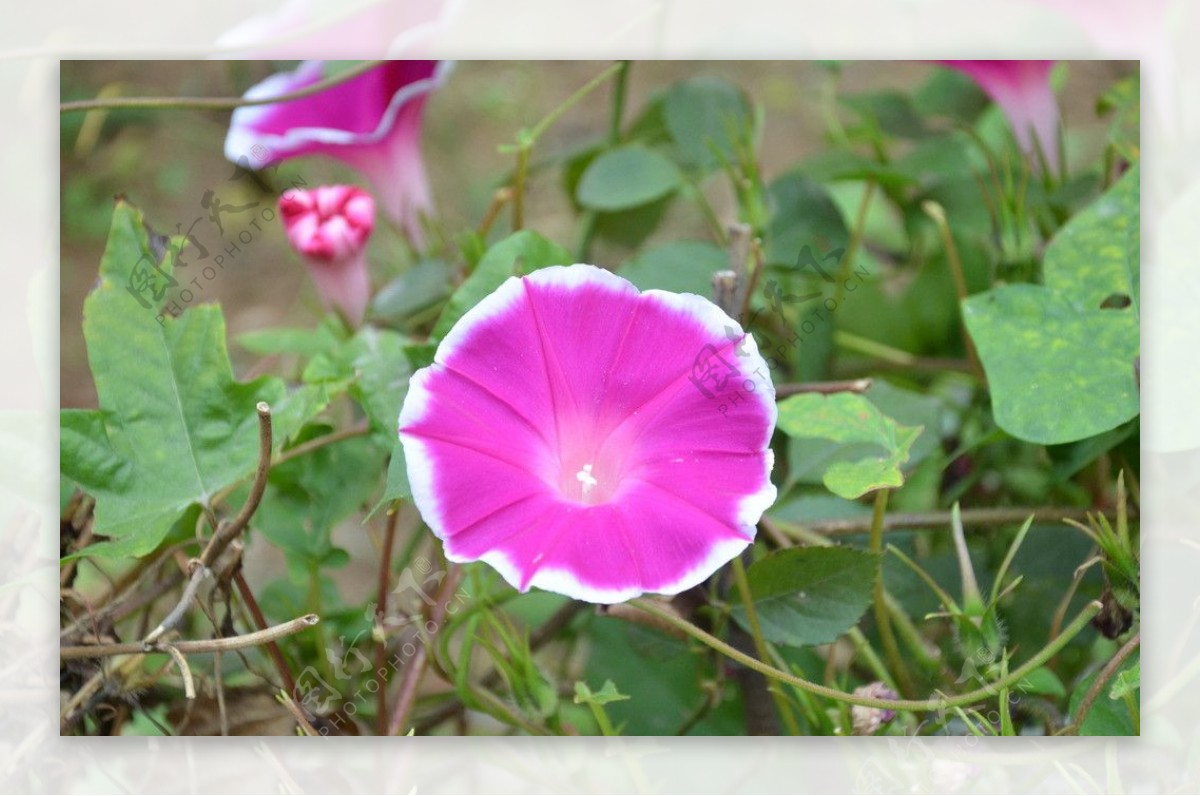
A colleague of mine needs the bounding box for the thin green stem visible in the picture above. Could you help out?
[576,60,631,260]
[847,626,896,691]
[833,181,876,311]
[607,61,630,144]
[683,179,729,245]
[834,330,920,367]
[61,60,385,114]
[512,146,531,231]
[527,62,624,146]
[773,505,1127,539]
[588,702,619,737]
[887,544,962,616]
[869,489,912,696]
[731,557,802,735]
[630,598,1101,713]
[508,61,624,233]
[922,200,985,383]
[883,591,944,678]
[308,564,335,686]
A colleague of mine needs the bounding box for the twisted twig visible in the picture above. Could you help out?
[144,402,273,645]
[61,614,319,660]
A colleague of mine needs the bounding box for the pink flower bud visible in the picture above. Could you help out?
[278,185,375,326]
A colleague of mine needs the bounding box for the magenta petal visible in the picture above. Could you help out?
[225,60,451,245]
[399,264,778,603]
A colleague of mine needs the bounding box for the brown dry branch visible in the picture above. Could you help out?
[61,613,321,661]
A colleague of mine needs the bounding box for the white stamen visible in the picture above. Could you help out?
[576,463,598,495]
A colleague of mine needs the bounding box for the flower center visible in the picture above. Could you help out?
[575,463,598,494]
[552,418,633,506]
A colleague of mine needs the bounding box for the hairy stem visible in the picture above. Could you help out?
[630,598,1101,713]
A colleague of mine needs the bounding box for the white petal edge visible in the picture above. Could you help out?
[396,367,447,542]
[528,536,752,605]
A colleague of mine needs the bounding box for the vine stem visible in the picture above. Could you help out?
[832,181,876,311]
[869,489,913,696]
[776,379,871,398]
[630,598,1101,713]
[272,420,369,468]
[1063,631,1140,735]
[508,61,624,232]
[731,557,802,734]
[375,508,400,735]
[576,60,631,260]
[60,60,385,114]
[776,505,1129,538]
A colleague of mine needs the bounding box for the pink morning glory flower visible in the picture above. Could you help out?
[938,60,1062,173]
[278,185,375,327]
[225,60,451,247]
[398,264,778,603]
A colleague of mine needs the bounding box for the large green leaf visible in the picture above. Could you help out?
[963,288,1138,445]
[61,200,293,557]
[345,327,411,438]
[371,259,452,323]
[662,78,753,172]
[583,615,744,734]
[575,145,683,212]
[732,546,878,648]
[236,318,344,357]
[619,240,726,295]
[764,172,848,266]
[963,168,1139,445]
[1043,165,1140,313]
[60,409,129,496]
[431,231,572,340]
[777,392,922,499]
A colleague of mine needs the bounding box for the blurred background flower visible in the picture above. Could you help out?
[225,60,451,247]
[938,60,1061,173]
